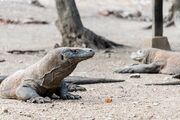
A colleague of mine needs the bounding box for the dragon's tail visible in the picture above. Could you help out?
[0,76,8,84]
[64,76,125,84]
[145,81,180,86]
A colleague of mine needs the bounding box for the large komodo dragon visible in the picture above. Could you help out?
[0,47,124,103]
[115,48,180,75]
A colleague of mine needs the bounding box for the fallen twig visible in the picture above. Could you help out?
[0,59,5,63]
[7,49,46,55]
[0,18,20,25]
[0,18,49,25]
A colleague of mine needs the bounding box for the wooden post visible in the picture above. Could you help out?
[152,0,163,36]
[150,0,171,50]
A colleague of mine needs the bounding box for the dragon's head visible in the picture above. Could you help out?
[130,49,152,63]
[56,47,95,63]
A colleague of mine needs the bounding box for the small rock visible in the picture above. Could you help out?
[104,96,112,104]
[80,102,84,105]
[1,107,8,114]
[130,73,141,78]
[19,60,23,63]
[153,102,160,106]
[152,88,157,92]
[98,10,112,16]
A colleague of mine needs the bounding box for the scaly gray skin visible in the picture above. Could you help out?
[0,47,95,103]
[115,48,180,75]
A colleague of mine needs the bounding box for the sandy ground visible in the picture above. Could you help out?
[0,0,180,120]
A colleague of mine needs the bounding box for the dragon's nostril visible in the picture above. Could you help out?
[73,50,78,53]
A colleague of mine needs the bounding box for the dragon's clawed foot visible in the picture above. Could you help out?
[68,84,86,92]
[27,96,51,104]
[61,93,81,100]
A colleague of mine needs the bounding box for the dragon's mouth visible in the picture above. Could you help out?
[130,53,145,62]
[133,56,145,61]
[68,48,95,60]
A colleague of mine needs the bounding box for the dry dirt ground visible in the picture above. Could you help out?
[1,0,180,120]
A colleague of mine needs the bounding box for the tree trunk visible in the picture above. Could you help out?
[55,0,124,49]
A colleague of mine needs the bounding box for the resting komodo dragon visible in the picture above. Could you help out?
[115,48,180,75]
[0,47,124,103]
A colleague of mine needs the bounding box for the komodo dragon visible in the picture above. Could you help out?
[0,47,124,103]
[115,48,180,75]
[0,47,96,103]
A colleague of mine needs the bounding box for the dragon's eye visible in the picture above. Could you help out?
[60,54,64,60]
[138,50,142,54]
